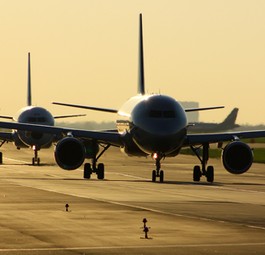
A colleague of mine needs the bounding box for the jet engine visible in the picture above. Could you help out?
[54,137,86,170]
[222,141,253,174]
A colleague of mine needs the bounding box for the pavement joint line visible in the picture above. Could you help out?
[0,242,265,252]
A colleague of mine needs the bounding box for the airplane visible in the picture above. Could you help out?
[0,14,265,183]
[0,53,85,165]
[188,108,240,132]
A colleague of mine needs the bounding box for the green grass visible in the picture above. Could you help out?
[242,137,265,143]
[252,148,265,163]
[180,148,265,164]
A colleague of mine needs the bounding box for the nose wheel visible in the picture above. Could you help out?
[32,146,40,166]
[151,153,164,183]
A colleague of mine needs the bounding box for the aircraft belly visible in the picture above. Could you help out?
[131,128,186,155]
[17,130,53,149]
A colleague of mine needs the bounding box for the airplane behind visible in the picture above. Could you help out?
[188,108,240,133]
[0,53,85,165]
[0,14,265,183]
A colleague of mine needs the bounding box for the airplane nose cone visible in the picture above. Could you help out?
[129,94,188,155]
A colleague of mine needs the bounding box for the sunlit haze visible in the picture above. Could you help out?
[1,0,265,125]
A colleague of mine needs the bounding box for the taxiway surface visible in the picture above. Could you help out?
[0,143,264,254]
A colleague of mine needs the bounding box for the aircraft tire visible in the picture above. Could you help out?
[206,166,214,183]
[0,152,2,164]
[97,163,105,180]
[193,165,201,182]
[159,170,164,183]
[84,163,92,179]
[152,170,156,182]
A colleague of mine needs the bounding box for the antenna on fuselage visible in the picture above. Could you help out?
[27,52,32,106]
[138,13,145,95]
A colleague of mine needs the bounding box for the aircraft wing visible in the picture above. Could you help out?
[53,102,224,114]
[54,114,86,119]
[0,121,122,147]
[1,120,265,150]
[185,106,224,112]
[53,102,118,113]
[184,130,265,146]
[0,115,13,120]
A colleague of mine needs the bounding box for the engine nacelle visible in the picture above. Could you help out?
[222,141,253,174]
[54,137,86,170]
[120,132,148,157]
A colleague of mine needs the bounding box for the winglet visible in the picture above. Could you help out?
[27,52,32,106]
[138,13,145,95]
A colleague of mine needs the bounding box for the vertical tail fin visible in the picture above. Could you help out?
[138,13,145,95]
[221,108,239,126]
[27,52,32,106]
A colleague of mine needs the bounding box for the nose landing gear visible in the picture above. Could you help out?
[32,145,40,165]
[151,153,164,183]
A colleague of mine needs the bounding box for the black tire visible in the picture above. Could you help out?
[32,158,35,165]
[0,152,3,164]
[97,163,105,180]
[159,170,164,183]
[152,170,156,182]
[84,163,92,179]
[206,166,214,183]
[193,165,201,182]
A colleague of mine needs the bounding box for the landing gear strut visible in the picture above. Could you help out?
[32,146,40,166]
[191,143,214,183]
[0,140,6,164]
[83,144,110,180]
[151,153,164,183]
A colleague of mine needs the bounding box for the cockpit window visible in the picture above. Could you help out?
[149,110,176,118]
[27,117,47,123]
[149,110,162,118]
[164,111,176,118]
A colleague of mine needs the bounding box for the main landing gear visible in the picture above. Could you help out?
[32,145,40,166]
[191,143,214,183]
[151,153,164,183]
[83,144,110,180]
[0,140,6,164]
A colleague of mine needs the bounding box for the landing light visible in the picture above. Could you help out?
[152,153,158,159]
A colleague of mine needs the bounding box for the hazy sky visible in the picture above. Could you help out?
[1,0,265,125]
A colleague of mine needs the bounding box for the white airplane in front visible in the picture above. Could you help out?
[0,53,85,165]
[0,14,264,182]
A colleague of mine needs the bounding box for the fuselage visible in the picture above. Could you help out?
[117,94,188,157]
[13,106,55,149]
